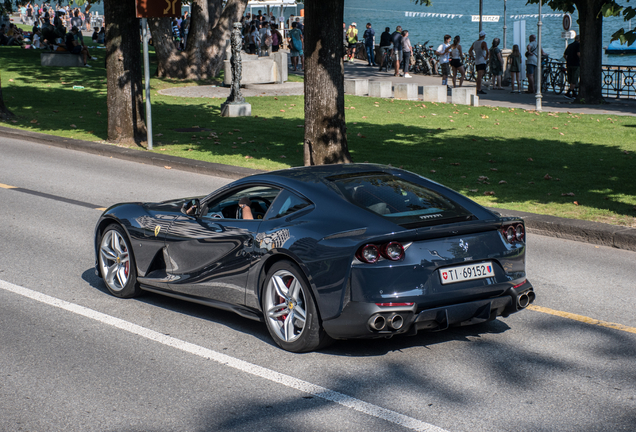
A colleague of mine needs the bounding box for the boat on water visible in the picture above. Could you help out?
[605,39,636,55]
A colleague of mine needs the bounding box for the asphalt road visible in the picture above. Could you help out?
[1,137,635,432]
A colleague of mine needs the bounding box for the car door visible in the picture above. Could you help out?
[163,185,280,305]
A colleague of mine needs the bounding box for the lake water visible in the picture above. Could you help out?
[344,0,635,67]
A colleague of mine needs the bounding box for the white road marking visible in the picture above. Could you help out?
[0,279,449,432]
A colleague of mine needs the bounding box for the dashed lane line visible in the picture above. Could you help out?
[0,279,449,432]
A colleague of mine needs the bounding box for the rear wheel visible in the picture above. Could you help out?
[262,261,332,352]
[98,224,141,298]
[554,68,566,94]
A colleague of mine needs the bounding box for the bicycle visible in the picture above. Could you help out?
[540,56,567,95]
[378,46,393,72]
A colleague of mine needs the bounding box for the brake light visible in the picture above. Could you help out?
[382,242,405,261]
[356,244,380,263]
[502,223,526,244]
[512,279,527,289]
[356,241,406,263]
[376,302,414,307]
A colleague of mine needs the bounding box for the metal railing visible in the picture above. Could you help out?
[601,65,636,99]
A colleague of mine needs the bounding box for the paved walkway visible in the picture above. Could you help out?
[161,56,636,117]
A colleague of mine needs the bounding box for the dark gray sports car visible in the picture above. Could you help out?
[94,164,535,352]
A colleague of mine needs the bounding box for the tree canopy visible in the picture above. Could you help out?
[526,0,636,44]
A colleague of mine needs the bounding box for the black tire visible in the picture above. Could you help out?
[98,224,141,298]
[542,69,550,93]
[554,68,566,94]
[261,261,332,352]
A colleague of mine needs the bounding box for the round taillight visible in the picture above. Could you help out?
[515,224,525,242]
[357,244,380,263]
[506,226,515,243]
[382,242,405,261]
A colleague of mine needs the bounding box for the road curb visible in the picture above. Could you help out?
[2,125,635,252]
[0,125,265,180]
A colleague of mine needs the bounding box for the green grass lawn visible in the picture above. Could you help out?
[1,44,635,227]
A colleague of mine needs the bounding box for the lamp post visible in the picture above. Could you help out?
[536,0,543,111]
[503,0,507,49]
[479,0,483,32]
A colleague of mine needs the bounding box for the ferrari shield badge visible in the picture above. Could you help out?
[154,225,161,237]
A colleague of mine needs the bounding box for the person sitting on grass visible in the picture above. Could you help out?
[32,28,49,49]
[65,26,96,67]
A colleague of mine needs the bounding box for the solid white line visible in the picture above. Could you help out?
[0,279,449,432]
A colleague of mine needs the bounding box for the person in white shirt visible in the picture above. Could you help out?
[259,22,272,56]
[435,34,452,87]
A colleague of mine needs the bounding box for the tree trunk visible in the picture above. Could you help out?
[104,0,146,144]
[148,17,188,79]
[204,0,248,78]
[149,0,247,80]
[576,0,605,104]
[185,0,211,79]
[303,0,351,166]
[0,72,14,120]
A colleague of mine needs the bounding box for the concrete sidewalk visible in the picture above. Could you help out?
[160,56,636,117]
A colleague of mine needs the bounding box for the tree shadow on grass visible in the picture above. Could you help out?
[0,55,634,219]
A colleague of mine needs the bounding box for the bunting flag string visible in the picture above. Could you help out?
[404,12,565,19]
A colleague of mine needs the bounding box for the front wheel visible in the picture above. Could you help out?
[98,224,141,298]
[262,261,332,352]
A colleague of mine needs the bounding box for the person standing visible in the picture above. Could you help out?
[271,23,282,53]
[343,22,348,62]
[449,35,465,88]
[391,25,403,77]
[436,34,452,87]
[469,30,489,95]
[525,34,546,93]
[288,21,304,71]
[363,23,376,66]
[346,23,358,62]
[259,20,272,56]
[490,38,504,90]
[563,35,580,98]
[509,44,522,93]
[401,30,413,78]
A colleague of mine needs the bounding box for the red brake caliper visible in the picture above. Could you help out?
[277,277,293,322]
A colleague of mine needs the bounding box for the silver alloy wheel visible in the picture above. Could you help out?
[264,269,307,343]
[99,229,131,292]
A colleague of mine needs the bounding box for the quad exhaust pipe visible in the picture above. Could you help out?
[369,314,404,331]
[517,290,536,309]
[369,315,386,331]
[388,314,404,330]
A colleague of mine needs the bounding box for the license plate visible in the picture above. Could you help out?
[439,262,495,285]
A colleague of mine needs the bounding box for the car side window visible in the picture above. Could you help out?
[205,186,280,220]
[267,189,311,219]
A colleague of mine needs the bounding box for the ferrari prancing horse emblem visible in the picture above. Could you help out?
[155,225,161,237]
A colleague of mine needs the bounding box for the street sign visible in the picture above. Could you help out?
[136,0,182,19]
[472,15,500,22]
[563,13,572,31]
[562,30,576,39]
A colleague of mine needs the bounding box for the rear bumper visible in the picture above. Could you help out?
[322,280,534,339]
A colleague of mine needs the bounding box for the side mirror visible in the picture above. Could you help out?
[181,198,201,217]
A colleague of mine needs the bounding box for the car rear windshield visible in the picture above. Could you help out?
[329,174,473,228]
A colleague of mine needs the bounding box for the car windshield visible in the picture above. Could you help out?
[329,174,473,228]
